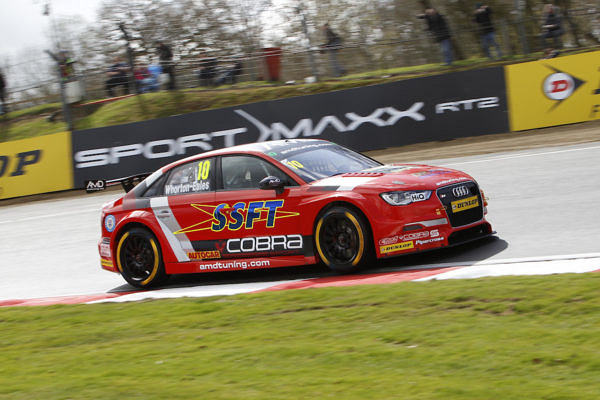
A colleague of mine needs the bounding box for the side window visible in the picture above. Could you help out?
[163,158,214,196]
[142,175,165,198]
[221,155,295,190]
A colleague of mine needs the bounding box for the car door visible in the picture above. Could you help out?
[209,154,308,260]
[151,157,217,263]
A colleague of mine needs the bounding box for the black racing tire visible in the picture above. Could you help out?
[314,206,373,273]
[116,227,168,288]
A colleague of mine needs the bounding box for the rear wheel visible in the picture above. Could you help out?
[314,206,372,273]
[116,227,168,288]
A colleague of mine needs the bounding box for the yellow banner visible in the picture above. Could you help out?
[0,132,73,199]
[506,51,600,131]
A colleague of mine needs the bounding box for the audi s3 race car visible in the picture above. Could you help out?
[97,139,493,288]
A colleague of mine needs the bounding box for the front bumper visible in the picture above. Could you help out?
[375,181,491,258]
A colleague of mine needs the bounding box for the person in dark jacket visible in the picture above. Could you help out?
[105,56,130,97]
[541,3,564,50]
[0,70,6,114]
[474,3,502,59]
[418,8,453,65]
[157,41,176,90]
[321,23,346,77]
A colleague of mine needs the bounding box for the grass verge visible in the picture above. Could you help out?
[1,273,599,399]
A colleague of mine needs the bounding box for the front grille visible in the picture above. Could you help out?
[436,181,484,227]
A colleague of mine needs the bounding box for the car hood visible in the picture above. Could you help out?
[309,164,474,191]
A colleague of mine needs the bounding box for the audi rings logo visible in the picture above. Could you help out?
[452,185,470,198]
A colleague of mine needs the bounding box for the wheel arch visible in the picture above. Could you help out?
[114,221,157,241]
[313,200,372,233]
[113,221,162,259]
[112,223,169,288]
[312,200,376,260]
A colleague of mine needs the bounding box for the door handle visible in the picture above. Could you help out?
[157,210,172,218]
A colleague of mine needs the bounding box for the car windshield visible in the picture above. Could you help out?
[268,142,381,183]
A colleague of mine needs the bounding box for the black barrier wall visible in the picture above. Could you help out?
[72,67,508,186]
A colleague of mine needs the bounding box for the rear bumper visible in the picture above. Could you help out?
[99,237,119,273]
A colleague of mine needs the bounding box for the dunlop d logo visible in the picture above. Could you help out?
[451,195,479,213]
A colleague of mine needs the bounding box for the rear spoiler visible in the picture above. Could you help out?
[85,173,152,193]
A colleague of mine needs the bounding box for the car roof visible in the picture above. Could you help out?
[163,138,330,170]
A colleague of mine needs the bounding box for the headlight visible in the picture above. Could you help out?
[380,190,432,206]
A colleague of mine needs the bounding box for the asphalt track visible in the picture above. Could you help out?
[1,140,600,303]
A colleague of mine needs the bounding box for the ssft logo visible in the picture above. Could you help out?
[174,200,300,234]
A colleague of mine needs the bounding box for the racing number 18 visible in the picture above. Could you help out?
[198,160,210,181]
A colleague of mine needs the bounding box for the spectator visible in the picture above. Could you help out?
[198,55,218,86]
[58,50,76,81]
[134,64,159,93]
[215,59,244,86]
[105,56,130,97]
[148,64,163,85]
[157,41,175,90]
[474,3,502,59]
[321,23,346,77]
[0,70,6,115]
[417,8,453,65]
[541,3,564,51]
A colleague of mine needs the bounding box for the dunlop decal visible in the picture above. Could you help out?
[380,241,414,254]
[451,196,479,213]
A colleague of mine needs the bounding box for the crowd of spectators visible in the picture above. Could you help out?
[102,40,246,97]
[0,2,572,109]
[415,2,564,65]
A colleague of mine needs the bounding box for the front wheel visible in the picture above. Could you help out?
[116,227,168,288]
[314,206,373,273]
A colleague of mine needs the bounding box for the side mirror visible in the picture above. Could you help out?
[259,176,285,195]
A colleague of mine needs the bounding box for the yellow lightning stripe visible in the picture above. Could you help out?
[173,204,218,234]
[253,210,300,224]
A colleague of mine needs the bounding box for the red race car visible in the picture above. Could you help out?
[97,139,493,288]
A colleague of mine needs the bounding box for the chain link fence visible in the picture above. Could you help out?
[2,8,599,121]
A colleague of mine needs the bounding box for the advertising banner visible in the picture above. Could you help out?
[0,132,73,200]
[72,67,509,187]
[506,50,600,131]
